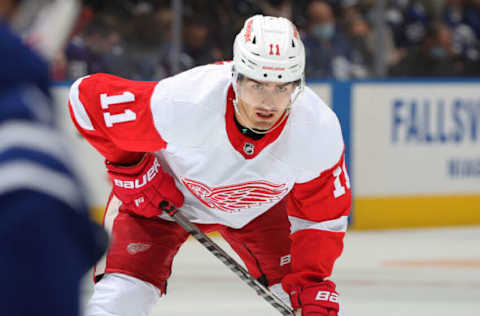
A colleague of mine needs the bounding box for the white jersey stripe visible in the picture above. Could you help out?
[0,121,70,164]
[0,161,82,210]
[69,75,94,131]
[288,215,348,234]
[21,85,54,125]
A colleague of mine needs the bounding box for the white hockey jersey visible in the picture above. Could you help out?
[69,61,351,292]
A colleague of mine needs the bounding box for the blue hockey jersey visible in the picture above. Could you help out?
[0,21,108,316]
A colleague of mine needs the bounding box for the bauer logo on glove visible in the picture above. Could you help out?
[112,158,161,189]
[106,153,184,218]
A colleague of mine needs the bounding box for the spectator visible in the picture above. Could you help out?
[464,0,480,39]
[361,0,408,74]
[258,0,294,19]
[443,0,466,28]
[390,21,466,77]
[182,18,224,67]
[336,0,361,24]
[442,0,480,68]
[121,5,170,80]
[387,0,430,48]
[345,13,374,78]
[303,0,356,79]
[65,17,126,79]
[57,0,480,79]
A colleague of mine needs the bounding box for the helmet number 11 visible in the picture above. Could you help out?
[269,43,280,56]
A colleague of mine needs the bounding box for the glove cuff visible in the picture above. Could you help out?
[106,153,151,176]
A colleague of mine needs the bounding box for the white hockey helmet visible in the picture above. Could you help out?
[233,15,305,84]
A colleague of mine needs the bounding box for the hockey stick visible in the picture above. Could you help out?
[160,202,294,316]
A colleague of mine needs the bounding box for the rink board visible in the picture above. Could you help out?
[53,80,480,229]
[352,195,480,229]
[348,81,480,229]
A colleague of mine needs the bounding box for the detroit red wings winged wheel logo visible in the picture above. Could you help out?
[181,178,288,213]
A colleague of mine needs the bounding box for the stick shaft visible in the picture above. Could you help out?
[166,208,294,316]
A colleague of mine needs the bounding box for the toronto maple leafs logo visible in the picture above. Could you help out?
[181,178,288,213]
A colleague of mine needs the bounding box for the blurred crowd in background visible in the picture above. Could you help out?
[53,0,480,81]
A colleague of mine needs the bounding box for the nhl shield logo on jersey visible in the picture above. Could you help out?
[243,142,255,155]
[181,178,288,213]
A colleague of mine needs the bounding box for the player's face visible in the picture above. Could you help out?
[236,77,297,131]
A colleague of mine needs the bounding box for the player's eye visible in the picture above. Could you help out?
[252,83,263,90]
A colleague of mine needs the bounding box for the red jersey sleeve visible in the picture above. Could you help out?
[282,150,351,292]
[68,73,167,163]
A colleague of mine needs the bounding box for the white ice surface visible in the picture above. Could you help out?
[81,226,480,316]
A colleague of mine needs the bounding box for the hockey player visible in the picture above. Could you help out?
[0,1,108,315]
[70,15,351,316]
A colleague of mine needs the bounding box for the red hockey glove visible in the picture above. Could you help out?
[289,281,339,316]
[106,153,184,218]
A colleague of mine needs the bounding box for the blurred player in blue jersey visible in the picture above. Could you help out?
[0,0,108,315]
